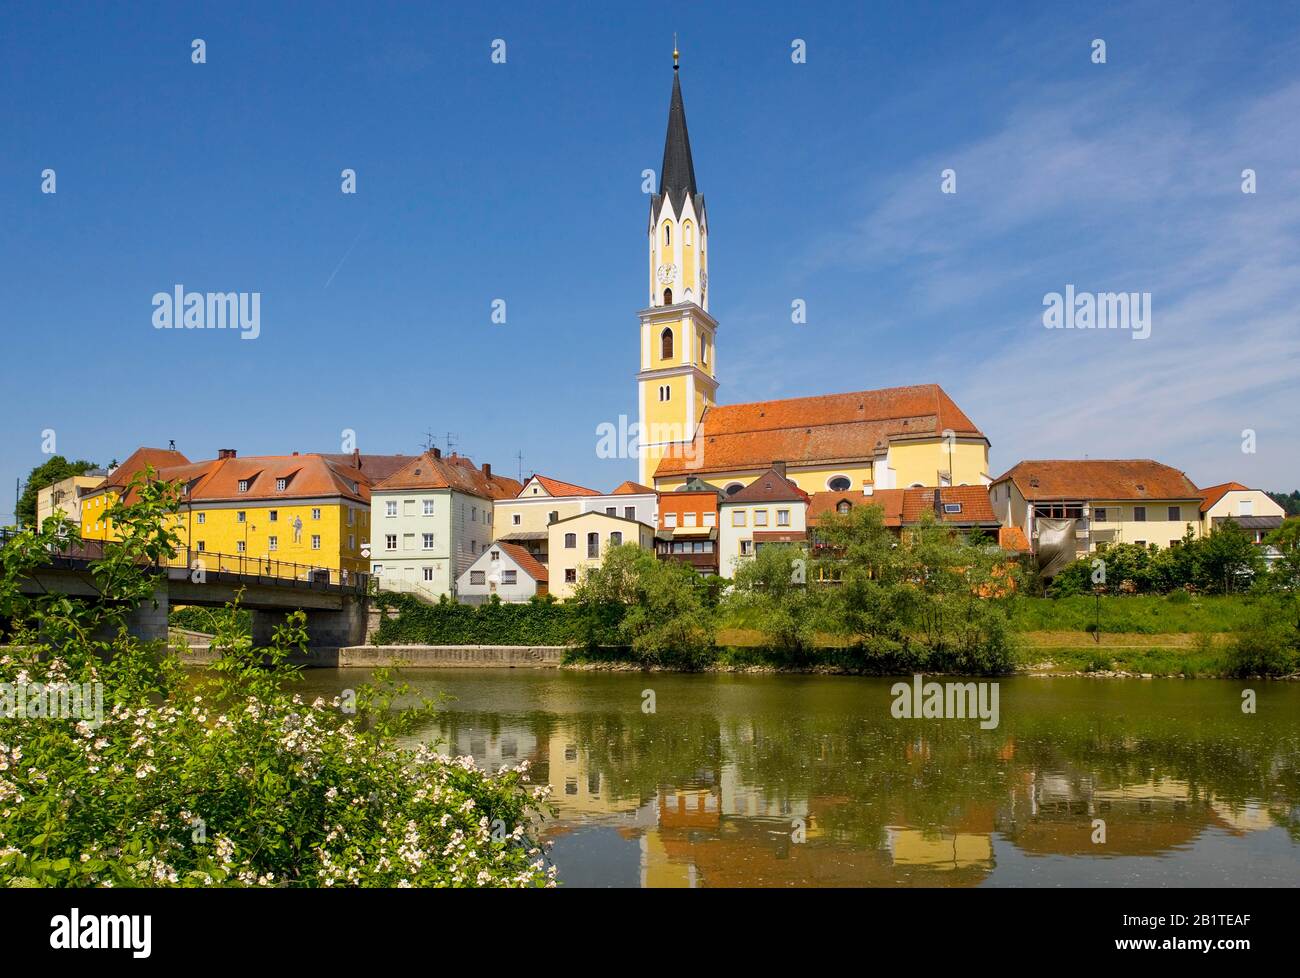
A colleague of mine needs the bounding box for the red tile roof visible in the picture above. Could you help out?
[525,474,601,497]
[175,454,372,504]
[320,452,413,482]
[495,541,548,583]
[994,460,1199,502]
[610,480,655,495]
[1196,481,1250,513]
[808,489,904,526]
[655,384,985,478]
[809,486,996,527]
[97,447,192,493]
[374,452,522,500]
[723,467,810,504]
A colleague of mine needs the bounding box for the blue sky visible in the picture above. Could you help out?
[3,0,1299,519]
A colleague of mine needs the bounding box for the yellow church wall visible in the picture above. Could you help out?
[889,440,989,488]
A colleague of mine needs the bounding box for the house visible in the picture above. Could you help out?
[547,511,656,599]
[492,475,658,563]
[456,541,549,604]
[655,476,724,574]
[369,449,522,600]
[808,484,1003,541]
[79,446,192,540]
[1197,482,1288,554]
[717,464,811,577]
[990,459,1203,576]
[36,471,107,528]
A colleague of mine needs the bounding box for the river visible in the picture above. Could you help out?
[295,669,1300,887]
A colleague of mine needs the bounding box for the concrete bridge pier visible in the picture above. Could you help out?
[249,595,368,652]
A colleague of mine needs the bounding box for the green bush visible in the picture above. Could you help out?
[1224,625,1299,678]
[374,592,589,646]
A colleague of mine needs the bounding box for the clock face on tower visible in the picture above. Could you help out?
[656,263,677,285]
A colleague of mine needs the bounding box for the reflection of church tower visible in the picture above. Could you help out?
[637,43,719,487]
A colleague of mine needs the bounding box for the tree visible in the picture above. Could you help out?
[1200,519,1264,593]
[15,455,99,527]
[727,543,825,660]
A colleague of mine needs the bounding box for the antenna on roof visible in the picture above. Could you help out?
[445,432,459,456]
[168,439,176,451]
[514,450,524,484]
[420,429,438,454]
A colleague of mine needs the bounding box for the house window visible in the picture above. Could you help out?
[311,508,321,520]
[703,512,716,526]
[1238,499,1253,516]
[625,506,635,519]
[610,531,622,546]
[753,510,768,527]
[740,540,753,556]
[423,567,434,581]
[502,570,517,585]
[491,549,500,561]
[268,536,278,551]
[836,501,852,515]
[513,513,521,525]
[348,534,354,549]
[276,478,286,492]
[386,501,397,517]
[565,569,577,584]
[196,512,205,524]
[661,328,674,360]
[373,564,383,575]
[665,512,678,528]
[684,512,698,527]
[422,533,434,549]
[311,535,321,550]
[423,500,434,516]
[269,510,278,522]
[196,541,205,552]
[1134,506,1147,522]
[777,509,790,526]
[732,510,746,527]
[587,532,600,558]
[237,511,246,523]
[238,480,249,493]
[725,483,744,496]
[606,506,617,516]
[348,509,354,525]
[236,541,246,553]
[1135,540,1147,547]
[564,533,576,548]
[827,475,851,492]
[385,534,397,550]
[471,571,485,585]
[1094,507,1107,522]
[1167,506,1180,521]
[943,503,963,514]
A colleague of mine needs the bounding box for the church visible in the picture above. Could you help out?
[636,48,991,500]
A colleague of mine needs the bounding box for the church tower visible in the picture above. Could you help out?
[637,43,719,487]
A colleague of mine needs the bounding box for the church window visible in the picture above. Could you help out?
[684,222,693,245]
[661,327,674,359]
[827,475,852,492]
[725,483,743,496]
[663,223,671,246]
[663,288,672,305]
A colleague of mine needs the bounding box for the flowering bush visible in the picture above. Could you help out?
[0,473,555,887]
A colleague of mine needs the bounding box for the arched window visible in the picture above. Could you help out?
[827,475,852,492]
[663,288,673,305]
[661,327,674,359]
[684,222,693,246]
[836,501,852,515]
[586,532,600,558]
[725,483,744,496]
[663,223,671,246]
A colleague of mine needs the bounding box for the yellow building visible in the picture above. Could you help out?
[547,511,656,600]
[637,50,718,486]
[634,54,989,498]
[82,446,407,582]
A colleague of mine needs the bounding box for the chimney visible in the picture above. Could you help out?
[352,447,361,468]
[772,460,787,478]
[483,463,491,478]
[218,449,237,459]
[292,451,298,456]
[432,447,441,459]
[934,487,944,515]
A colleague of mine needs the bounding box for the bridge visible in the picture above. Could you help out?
[4,530,371,649]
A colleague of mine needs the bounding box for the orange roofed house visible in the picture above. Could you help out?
[989,459,1203,577]
[492,475,658,564]
[82,446,407,582]
[656,476,725,574]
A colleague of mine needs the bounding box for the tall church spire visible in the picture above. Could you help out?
[654,47,701,222]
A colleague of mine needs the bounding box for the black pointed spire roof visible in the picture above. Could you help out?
[652,66,703,224]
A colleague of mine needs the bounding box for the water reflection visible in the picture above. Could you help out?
[294,670,1300,886]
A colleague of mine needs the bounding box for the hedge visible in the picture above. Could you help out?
[373,592,623,647]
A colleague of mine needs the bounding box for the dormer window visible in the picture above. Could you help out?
[275,478,287,492]
[237,480,249,493]
[837,501,852,514]
[943,503,963,514]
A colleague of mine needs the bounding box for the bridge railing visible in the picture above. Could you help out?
[0,528,370,595]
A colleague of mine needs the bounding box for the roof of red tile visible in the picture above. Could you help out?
[98,447,192,492]
[1196,481,1251,513]
[655,384,985,478]
[993,460,1199,501]
[998,526,1032,553]
[524,474,601,497]
[178,454,372,504]
[320,452,413,482]
[723,467,810,504]
[610,480,655,495]
[374,452,522,500]
[495,541,549,583]
[809,486,997,527]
